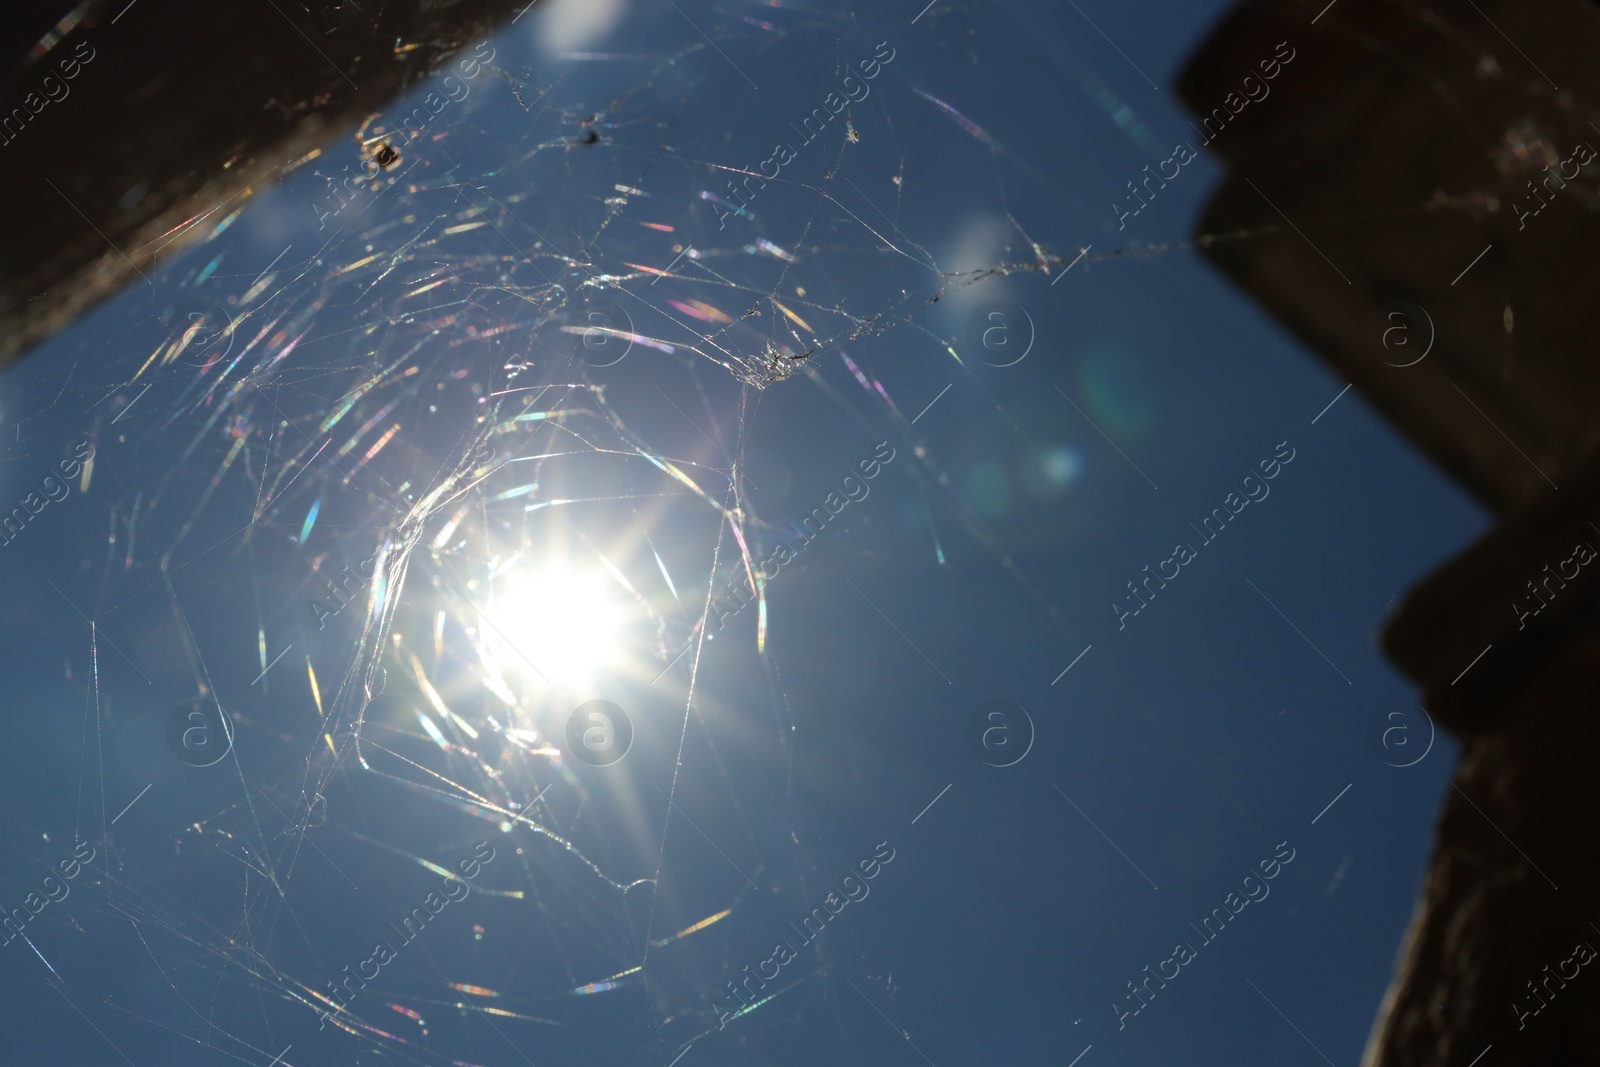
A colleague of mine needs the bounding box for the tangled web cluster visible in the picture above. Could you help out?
[0,1,1497,1065]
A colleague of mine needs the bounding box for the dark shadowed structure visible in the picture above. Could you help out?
[0,0,530,367]
[1179,0,1600,1062]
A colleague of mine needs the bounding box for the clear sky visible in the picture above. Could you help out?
[0,1,1484,1065]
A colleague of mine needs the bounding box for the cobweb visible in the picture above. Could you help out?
[0,0,1502,1065]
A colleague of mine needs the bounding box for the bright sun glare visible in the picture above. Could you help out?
[494,565,625,684]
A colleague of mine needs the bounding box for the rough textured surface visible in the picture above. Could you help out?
[0,0,528,367]
[1369,693,1600,1066]
[1177,0,1600,1063]
[1177,0,1600,513]
[1374,442,1600,1064]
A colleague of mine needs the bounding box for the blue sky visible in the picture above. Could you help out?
[0,2,1484,1064]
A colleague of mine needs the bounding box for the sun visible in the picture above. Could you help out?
[491,564,625,685]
